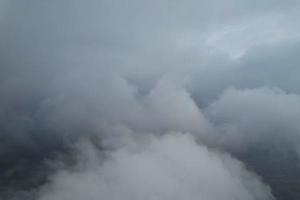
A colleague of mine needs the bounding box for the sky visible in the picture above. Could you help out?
[1,0,300,200]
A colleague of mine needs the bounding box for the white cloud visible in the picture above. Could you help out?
[37,133,273,200]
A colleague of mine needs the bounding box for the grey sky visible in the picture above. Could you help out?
[1,0,300,200]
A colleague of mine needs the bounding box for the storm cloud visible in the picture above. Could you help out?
[1,0,300,200]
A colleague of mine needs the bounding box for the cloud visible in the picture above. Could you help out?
[37,133,273,200]
[206,87,300,200]
[207,87,300,149]
[1,0,300,199]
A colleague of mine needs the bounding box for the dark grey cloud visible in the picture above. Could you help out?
[1,0,300,199]
[206,87,300,199]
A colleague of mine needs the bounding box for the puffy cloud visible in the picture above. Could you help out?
[207,87,300,149]
[37,133,273,200]
[1,0,300,199]
[207,87,300,200]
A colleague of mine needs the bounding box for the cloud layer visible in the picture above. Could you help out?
[1,0,300,200]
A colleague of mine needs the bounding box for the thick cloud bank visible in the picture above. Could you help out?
[37,133,272,200]
[1,0,300,200]
[207,88,300,200]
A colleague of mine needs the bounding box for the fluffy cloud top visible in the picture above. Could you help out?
[37,133,273,200]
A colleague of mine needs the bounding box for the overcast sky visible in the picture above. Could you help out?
[1,1,300,200]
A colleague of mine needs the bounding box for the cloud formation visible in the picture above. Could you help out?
[1,0,300,200]
[37,133,273,200]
